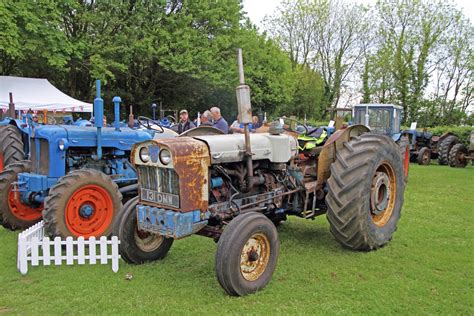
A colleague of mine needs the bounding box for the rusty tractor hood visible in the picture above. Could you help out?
[193,133,298,164]
[132,137,210,212]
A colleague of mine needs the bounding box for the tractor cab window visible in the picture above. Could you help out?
[393,109,401,134]
[354,109,366,125]
[368,109,391,135]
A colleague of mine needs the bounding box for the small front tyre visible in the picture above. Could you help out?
[117,197,174,264]
[43,169,122,238]
[215,212,280,296]
[417,147,431,165]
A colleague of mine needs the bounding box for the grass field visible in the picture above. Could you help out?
[0,164,472,314]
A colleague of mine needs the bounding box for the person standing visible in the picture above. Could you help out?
[200,110,213,126]
[210,106,229,133]
[177,109,195,134]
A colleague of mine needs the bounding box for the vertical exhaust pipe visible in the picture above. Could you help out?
[235,48,253,178]
[94,80,104,160]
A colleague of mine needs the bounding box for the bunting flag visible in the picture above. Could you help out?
[2,108,7,113]
[80,106,84,111]
[72,107,75,112]
[53,109,57,114]
[62,108,66,113]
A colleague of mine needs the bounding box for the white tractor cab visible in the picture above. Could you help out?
[352,104,403,141]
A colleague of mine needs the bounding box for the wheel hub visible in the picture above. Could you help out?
[134,227,164,252]
[79,204,94,219]
[240,233,270,281]
[371,171,390,215]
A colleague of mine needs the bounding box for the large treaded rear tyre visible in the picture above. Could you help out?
[326,134,405,251]
[448,143,468,168]
[215,212,279,296]
[116,196,174,264]
[43,169,122,238]
[0,161,43,229]
[438,135,459,165]
[0,125,24,172]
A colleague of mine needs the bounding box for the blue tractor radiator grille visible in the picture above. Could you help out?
[137,165,179,196]
[30,139,49,175]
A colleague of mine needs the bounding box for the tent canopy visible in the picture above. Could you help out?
[0,76,92,113]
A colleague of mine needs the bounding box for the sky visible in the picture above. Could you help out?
[242,0,474,29]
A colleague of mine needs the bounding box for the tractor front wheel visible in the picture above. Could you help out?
[43,169,122,238]
[417,147,431,165]
[326,133,405,250]
[116,197,174,264]
[0,161,43,230]
[448,143,468,168]
[0,125,25,172]
[215,212,279,296]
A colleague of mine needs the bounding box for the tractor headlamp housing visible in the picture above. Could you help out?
[58,139,68,151]
[139,147,150,163]
[159,149,171,165]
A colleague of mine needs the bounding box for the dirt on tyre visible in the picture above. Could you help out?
[448,143,468,168]
[0,125,25,172]
[438,135,459,165]
[215,212,280,296]
[116,196,174,264]
[43,169,122,238]
[326,133,405,251]
[417,147,431,165]
[0,160,43,230]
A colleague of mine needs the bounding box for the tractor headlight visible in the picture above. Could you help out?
[139,147,150,163]
[58,139,68,151]
[159,149,171,165]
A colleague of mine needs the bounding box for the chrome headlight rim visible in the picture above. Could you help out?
[159,149,171,165]
[139,147,150,163]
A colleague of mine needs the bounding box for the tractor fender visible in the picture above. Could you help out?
[316,124,370,189]
[436,132,456,149]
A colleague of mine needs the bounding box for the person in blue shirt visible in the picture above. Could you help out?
[230,114,255,133]
[210,106,229,133]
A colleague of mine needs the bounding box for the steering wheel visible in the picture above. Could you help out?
[137,116,164,133]
[279,116,309,135]
[166,115,177,124]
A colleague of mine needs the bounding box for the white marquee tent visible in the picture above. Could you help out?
[0,76,92,113]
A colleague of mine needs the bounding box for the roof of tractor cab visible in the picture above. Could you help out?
[353,103,403,110]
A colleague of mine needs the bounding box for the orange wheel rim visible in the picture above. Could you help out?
[65,184,114,238]
[370,162,397,227]
[0,153,4,171]
[7,187,43,221]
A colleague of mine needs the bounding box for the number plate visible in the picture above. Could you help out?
[140,188,179,208]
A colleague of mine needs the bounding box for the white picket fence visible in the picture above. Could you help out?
[17,221,120,275]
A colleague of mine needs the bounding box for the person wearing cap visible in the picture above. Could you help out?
[210,106,229,133]
[177,109,195,134]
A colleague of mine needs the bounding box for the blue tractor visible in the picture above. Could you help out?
[0,80,176,237]
[352,104,403,140]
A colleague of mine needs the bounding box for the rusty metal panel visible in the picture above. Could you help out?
[133,137,210,212]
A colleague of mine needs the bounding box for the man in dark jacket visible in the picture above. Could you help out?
[177,109,195,134]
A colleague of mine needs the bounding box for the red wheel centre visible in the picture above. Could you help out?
[65,184,114,238]
[7,186,43,221]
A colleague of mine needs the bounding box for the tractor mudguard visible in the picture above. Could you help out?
[316,125,370,189]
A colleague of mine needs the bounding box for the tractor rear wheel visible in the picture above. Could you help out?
[215,212,279,296]
[116,196,174,264]
[0,125,24,172]
[417,147,431,165]
[0,161,43,230]
[326,133,405,250]
[438,135,459,165]
[43,169,122,238]
[448,143,468,168]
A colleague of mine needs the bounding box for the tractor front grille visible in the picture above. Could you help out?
[30,139,49,175]
[137,165,180,196]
